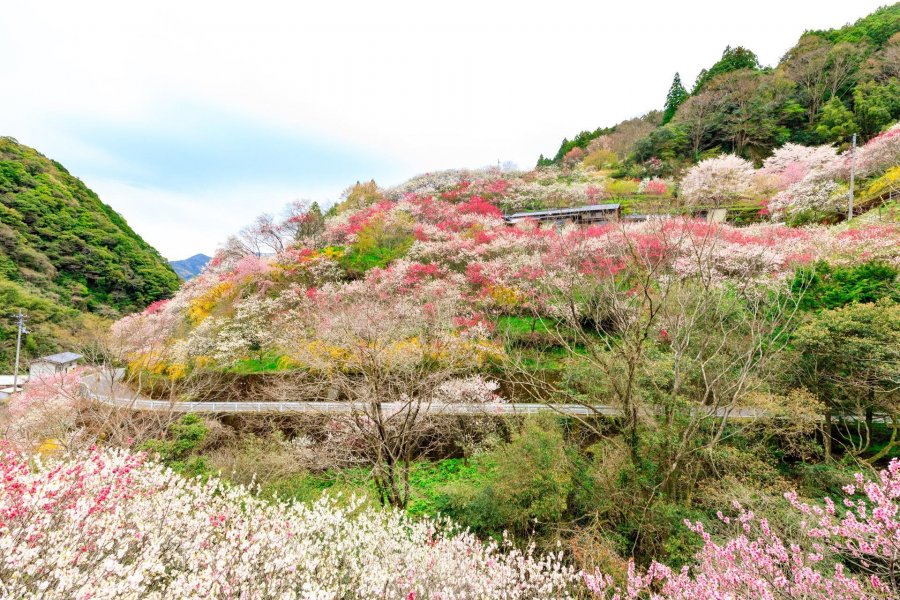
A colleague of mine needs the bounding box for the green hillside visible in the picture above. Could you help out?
[0,137,180,370]
[544,3,900,173]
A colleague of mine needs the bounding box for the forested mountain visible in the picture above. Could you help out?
[542,3,900,174]
[0,137,180,370]
[170,254,211,280]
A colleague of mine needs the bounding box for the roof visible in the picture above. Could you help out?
[0,375,28,386]
[506,203,621,220]
[33,352,83,365]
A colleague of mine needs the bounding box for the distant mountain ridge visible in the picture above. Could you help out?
[170,254,211,280]
[0,136,181,370]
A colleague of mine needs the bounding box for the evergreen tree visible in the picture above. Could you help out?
[662,73,689,125]
[692,46,760,94]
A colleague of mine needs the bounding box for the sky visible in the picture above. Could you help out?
[0,0,890,259]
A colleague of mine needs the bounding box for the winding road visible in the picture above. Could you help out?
[79,373,768,419]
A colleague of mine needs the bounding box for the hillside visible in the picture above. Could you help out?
[170,253,211,280]
[0,137,180,370]
[542,3,900,173]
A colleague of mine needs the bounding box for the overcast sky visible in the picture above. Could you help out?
[1,0,889,259]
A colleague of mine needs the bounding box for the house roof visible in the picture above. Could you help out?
[506,203,621,220]
[33,352,83,365]
[0,376,27,386]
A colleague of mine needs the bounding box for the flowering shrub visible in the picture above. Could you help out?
[585,458,900,599]
[637,177,670,196]
[856,122,900,177]
[0,446,578,598]
[768,178,843,222]
[680,154,756,207]
[758,143,840,192]
[6,371,85,452]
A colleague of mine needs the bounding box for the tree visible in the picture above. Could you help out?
[282,199,325,245]
[585,458,900,598]
[791,299,900,462]
[680,154,756,207]
[662,73,688,125]
[852,79,900,139]
[692,45,761,94]
[816,97,859,143]
[782,36,866,127]
[281,293,499,508]
[336,180,381,214]
[674,91,726,157]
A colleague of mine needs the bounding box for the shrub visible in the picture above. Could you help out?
[439,416,575,538]
[791,260,899,311]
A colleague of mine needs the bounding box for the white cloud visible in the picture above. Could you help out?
[0,0,888,256]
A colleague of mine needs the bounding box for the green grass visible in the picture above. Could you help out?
[252,457,488,518]
[228,354,289,374]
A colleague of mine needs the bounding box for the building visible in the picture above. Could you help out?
[29,352,83,378]
[504,203,621,226]
[0,375,28,400]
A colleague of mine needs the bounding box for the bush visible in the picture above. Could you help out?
[791,260,899,311]
[438,416,575,538]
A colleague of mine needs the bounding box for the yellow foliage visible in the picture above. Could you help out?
[321,247,345,260]
[188,281,234,325]
[582,149,618,170]
[276,356,300,370]
[489,286,523,309]
[37,438,60,456]
[166,363,187,380]
[866,166,900,199]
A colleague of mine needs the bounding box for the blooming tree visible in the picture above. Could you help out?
[585,458,900,599]
[856,122,900,177]
[0,446,578,599]
[680,154,756,208]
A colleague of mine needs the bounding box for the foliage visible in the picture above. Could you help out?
[816,97,859,143]
[551,127,617,164]
[790,299,900,461]
[662,73,689,125]
[0,137,179,370]
[692,45,761,94]
[140,414,210,476]
[792,260,899,311]
[0,137,180,312]
[540,4,900,169]
[809,2,900,47]
[440,416,575,538]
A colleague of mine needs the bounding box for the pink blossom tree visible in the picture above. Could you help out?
[586,458,900,599]
[680,154,756,208]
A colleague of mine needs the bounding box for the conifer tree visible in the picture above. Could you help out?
[662,72,689,124]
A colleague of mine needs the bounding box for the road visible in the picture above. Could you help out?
[79,374,770,419]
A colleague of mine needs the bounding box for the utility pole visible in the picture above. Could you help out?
[848,133,857,221]
[12,310,27,394]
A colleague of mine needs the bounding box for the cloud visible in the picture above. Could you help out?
[0,0,889,257]
[56,103,399,191]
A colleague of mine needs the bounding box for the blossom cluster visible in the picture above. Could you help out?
[0,446,578,599]
[585,458,900,599]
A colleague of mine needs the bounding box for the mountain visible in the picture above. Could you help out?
[170,254,211,280]
[542,3,900,173]
[0,136,181,370]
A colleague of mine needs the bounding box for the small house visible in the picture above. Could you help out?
[0,375,28,400]
[505,203,621,227]
[29,352,83,378]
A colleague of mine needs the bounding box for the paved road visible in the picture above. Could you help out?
[80,375,771,419]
